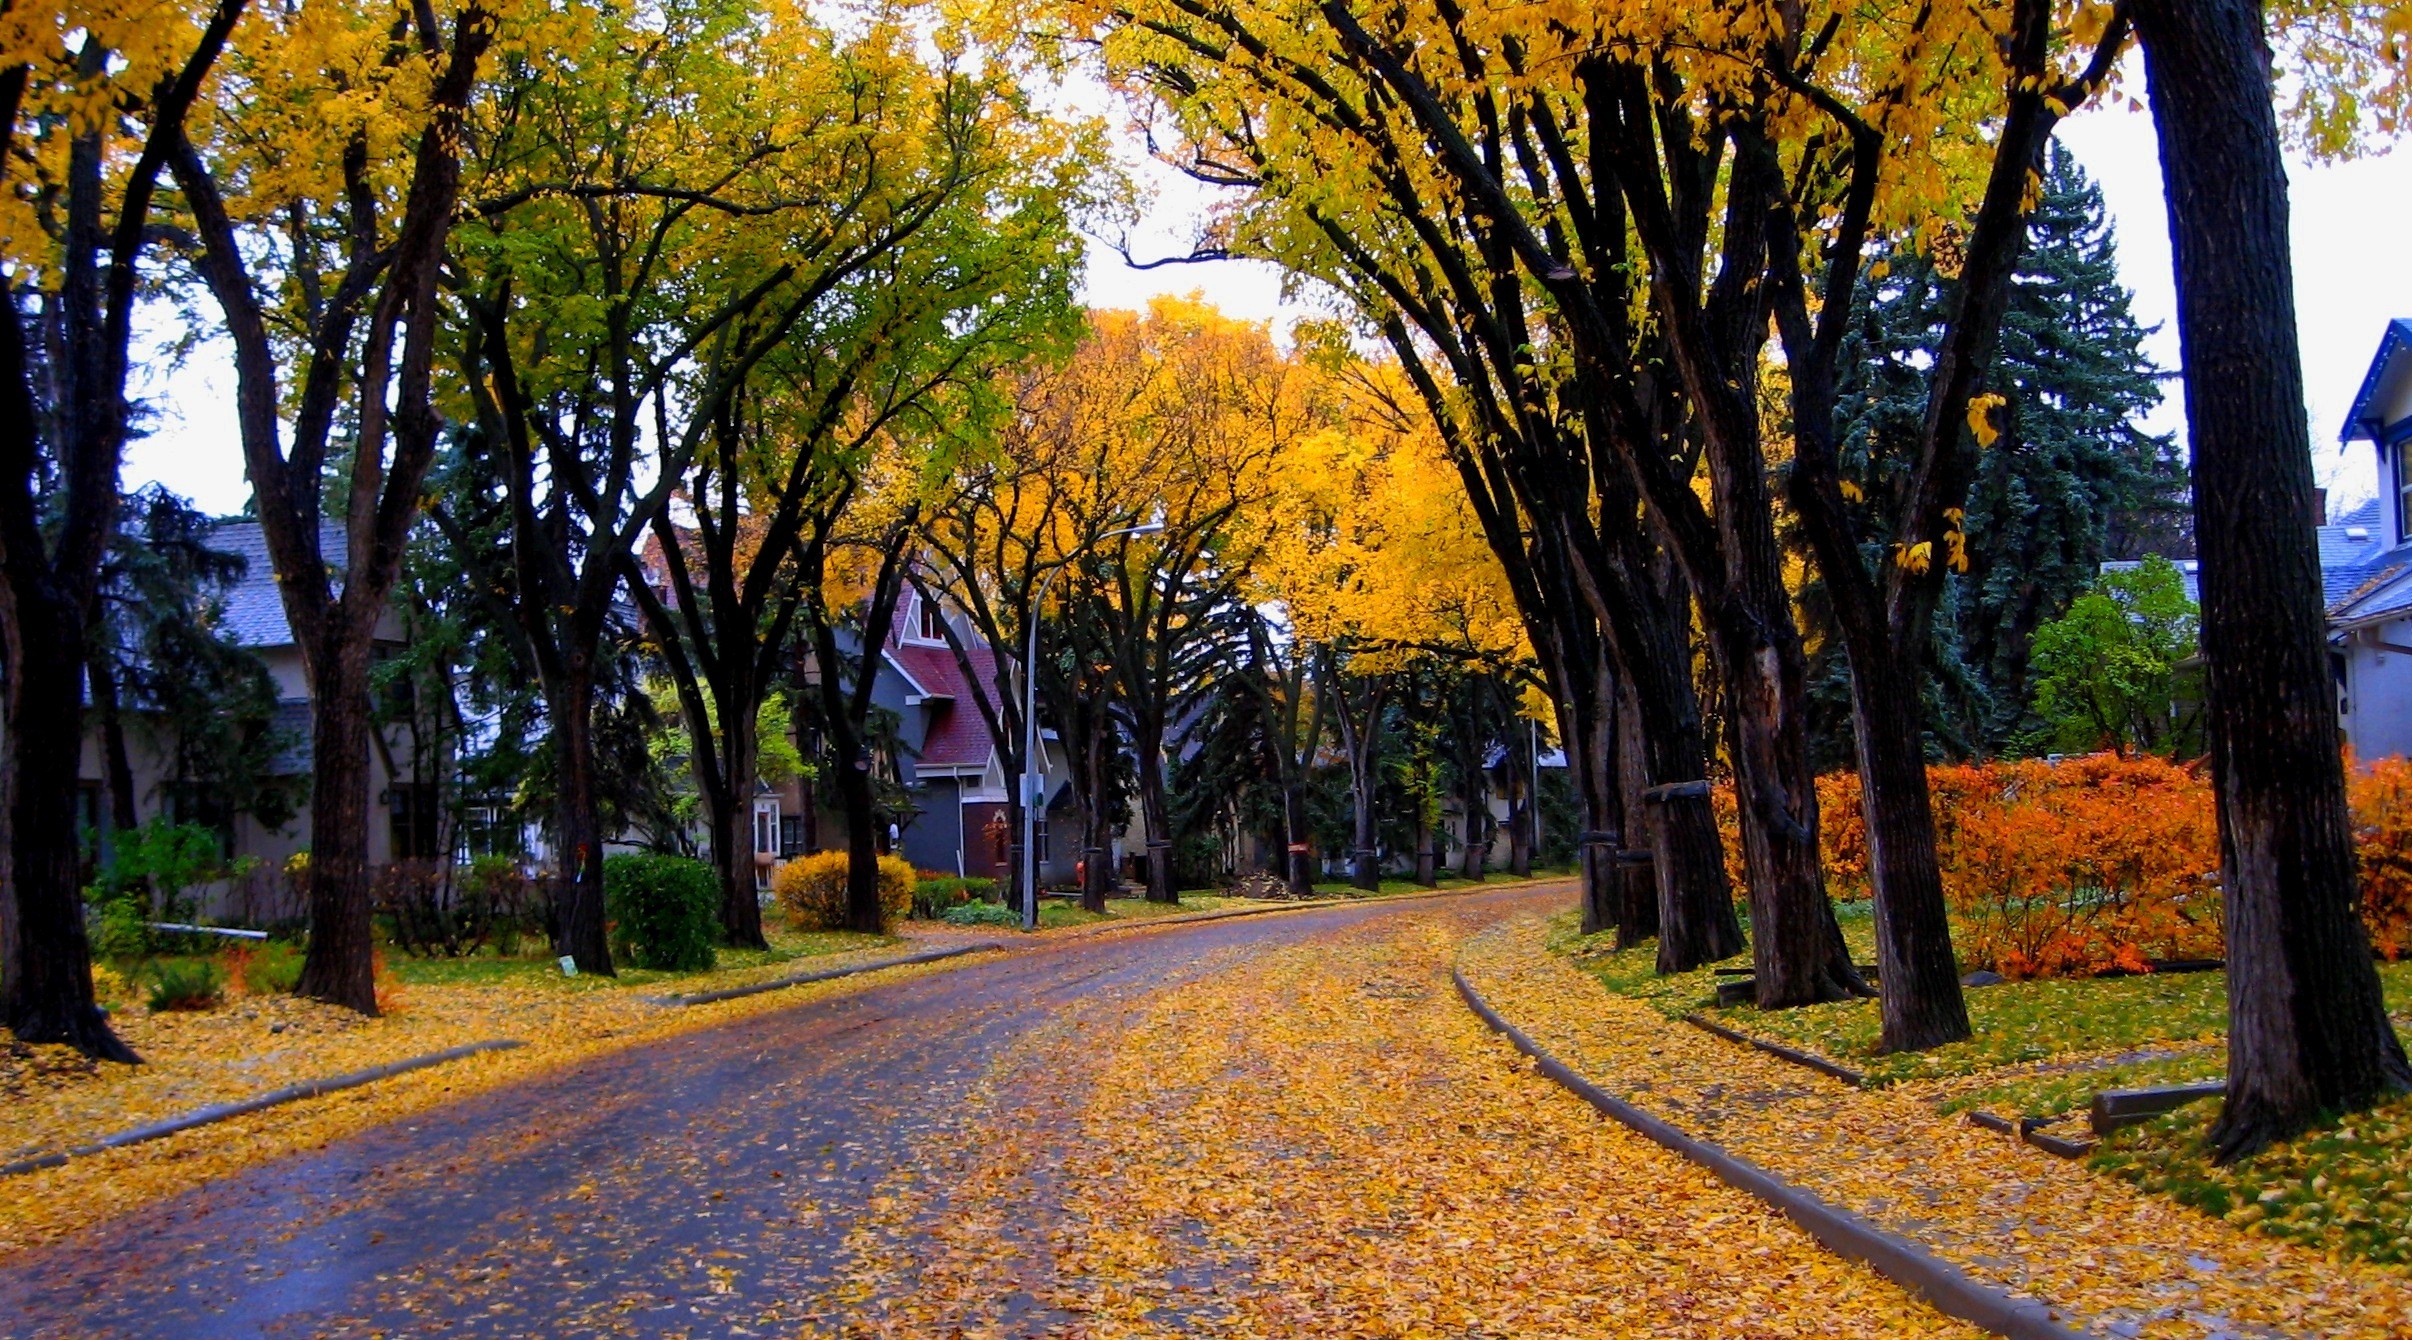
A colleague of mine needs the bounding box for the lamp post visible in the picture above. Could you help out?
[1022,520,1163,929]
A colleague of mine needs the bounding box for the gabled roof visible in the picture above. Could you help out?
[214,520,346,650]
[908,643,1002,770]
[2341,318,2412,444]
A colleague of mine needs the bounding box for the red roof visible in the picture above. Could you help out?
[891,642,1001,770]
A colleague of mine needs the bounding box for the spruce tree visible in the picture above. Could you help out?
[1805,144,2182,760]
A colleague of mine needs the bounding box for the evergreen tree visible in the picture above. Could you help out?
[1804,144,2182,760]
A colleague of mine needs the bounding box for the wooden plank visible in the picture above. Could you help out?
[2089,1081,2226,1136]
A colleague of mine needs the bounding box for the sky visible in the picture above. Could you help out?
[126,78,2412,519]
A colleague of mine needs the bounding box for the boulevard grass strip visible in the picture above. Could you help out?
[0,935,993,1258]
[1465,913,2412,1337]
[1555,908,2412,1089]
[813,906,1987,1339]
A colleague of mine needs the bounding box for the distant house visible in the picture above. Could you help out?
[69,521,429,918]
[2329,319,2412,760]
[691,578,1080,890]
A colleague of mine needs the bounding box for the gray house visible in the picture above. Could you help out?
[2329,319,2412,761]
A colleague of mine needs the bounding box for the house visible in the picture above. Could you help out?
[725,581,1081,889]
[74,521,431,919]
[2330,319,2412,760]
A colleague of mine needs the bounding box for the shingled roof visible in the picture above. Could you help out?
[211,521,347,650]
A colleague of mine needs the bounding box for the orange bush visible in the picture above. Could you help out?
[1707,750,2412,977]
[1934,755,2221,978]
[2349,754,2412,960]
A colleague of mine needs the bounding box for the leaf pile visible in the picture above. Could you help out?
[1467,915,2412,1337]
[810,904,1983,1337]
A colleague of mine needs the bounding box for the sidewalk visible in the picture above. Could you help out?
[1455,913,2412,1339]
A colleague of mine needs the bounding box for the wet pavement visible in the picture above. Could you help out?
[0,887,1562,1338]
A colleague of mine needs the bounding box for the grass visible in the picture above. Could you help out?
[382,925,896,992]
[1551,905,2412,1088]
[1548,901,2412,1268]
[2094,1090,2412,1267]
[1034,895,1244,930]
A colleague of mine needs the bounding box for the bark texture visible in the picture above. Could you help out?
[2132,0,2411,1160]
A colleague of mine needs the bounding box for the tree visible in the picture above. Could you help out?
[2128,0,2411,1159]
[440,0,1073,964]
[1808,146,2183,759]
[0,0,263,1059]
[95,489,295,842]
[174,0,497,1013]
[2026,557,2200,757]
[626,103,1086,942]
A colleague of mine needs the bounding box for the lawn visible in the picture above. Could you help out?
[1034,895,1245,929]
[1549,903,2412,1268]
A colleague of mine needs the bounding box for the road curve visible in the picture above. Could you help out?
[0,887,1567,1338]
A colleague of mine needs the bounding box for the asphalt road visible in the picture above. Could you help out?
[0,886,1566,1339]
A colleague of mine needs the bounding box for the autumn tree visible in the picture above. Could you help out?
[171,0,495,1014]
[2128,0,2412,1158]
[0,0,243,1057]
[436,0,1067,964]
[1076,3,1742,968]
[626,84,1088,942]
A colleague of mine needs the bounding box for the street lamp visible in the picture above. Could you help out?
[1022,519,1164,929]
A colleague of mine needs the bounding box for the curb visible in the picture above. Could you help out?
[1453,966,2086,1340]
[0,1038,524,1179]
[659,943,1005,1007]
[1682,1011,1869,1087]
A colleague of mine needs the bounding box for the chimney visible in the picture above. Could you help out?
[2314,487,2328,527]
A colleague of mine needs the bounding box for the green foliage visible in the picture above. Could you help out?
[602,854,719,972]
[911,875,995,919]
[2027,555,2202,756]
[1804,148,2185,762]
[942,901,1023,928]
[145,958,225,1012]
[231,941,306,996]
[94,899,155,960]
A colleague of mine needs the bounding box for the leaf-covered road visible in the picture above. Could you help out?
[0,888,1975,1338]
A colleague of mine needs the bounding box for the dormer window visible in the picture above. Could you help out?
[917,595,943,643]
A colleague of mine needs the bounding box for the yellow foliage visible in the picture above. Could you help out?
[772,851,916,931]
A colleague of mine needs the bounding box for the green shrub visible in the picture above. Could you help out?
[942,901,1022,929]
[92,895,154,959]
[911,875,996,919]
[603,854,719,971]
[229,941,304,995]
[774,851,914,931]
[146,958,224,1011]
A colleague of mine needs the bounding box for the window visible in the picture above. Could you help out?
[1032,816,1050,864]
[754,807,776,856]
[780,816,804,858]
[917,595,943,642]
[388,783,442,861]
[2397,438,2412,544]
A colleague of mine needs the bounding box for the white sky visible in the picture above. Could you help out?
[127,81,2412,518]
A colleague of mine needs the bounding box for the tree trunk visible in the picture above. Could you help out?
[1706,603,1863,1007]
[711,681,767,949]
[2133,0,2412,1159]
[1849,651,1973,1051]
[86,643,137,836]
[546,665,613,975]
[1413,807,1437,887]
[1,594,137,1061]
[1610,677,1660,951]
[295,635,383,1011]
[1506,733,1533,877]
[1282,783,1314,897]
[1564,677,1618,936]
[836,749,887,934]
[1136,730,1177,902]
[1079,727,1112,914]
